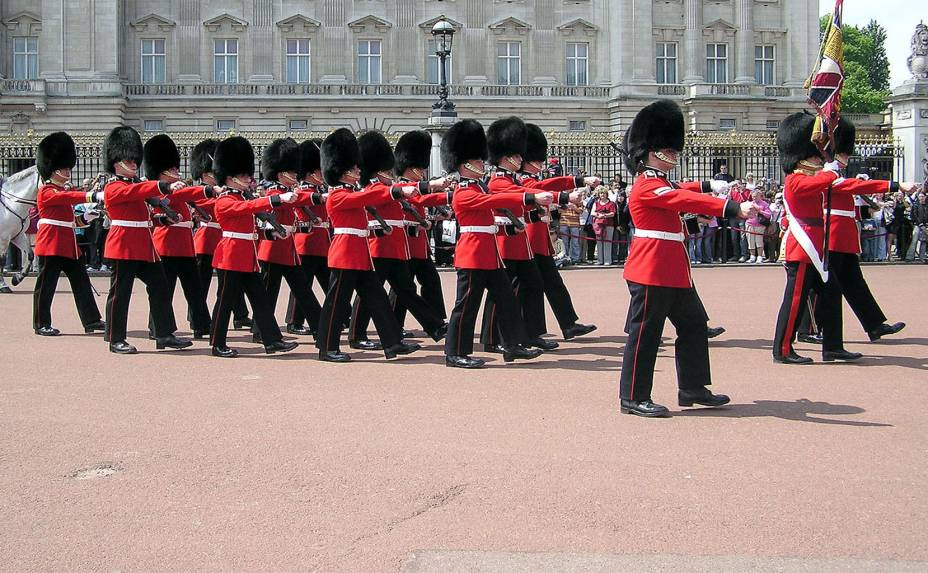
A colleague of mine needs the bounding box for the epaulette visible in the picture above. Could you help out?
[642,169,667,179]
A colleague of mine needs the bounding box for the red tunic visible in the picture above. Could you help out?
[326,183,403,271]
[193,200,223,256]
[623,170,730,289]
[451,179,537,270]
[211,191,276,273]
[151,185,210,258]
[519,173,582,256]
[293,183,330,258]
[34,183,90,259]
[405,189,453,260]
[488,171,534,261]
[364,180,429,260]
[103,178,166,262]
[256,184,321,266]
[824,178,896,255]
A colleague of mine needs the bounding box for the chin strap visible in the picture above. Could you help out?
[654,151,678,167]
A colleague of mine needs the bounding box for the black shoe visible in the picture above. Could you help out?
[109,341,138,355]
[211,346,238,358]
[620,399,670,417]
[563,323,597,340]
[265,340,298,355]
[156,335,193,350]
[430,323,449,342]
[286,324,313,335]
[483,343,503,354]
[706,326,727,339]
[384,341,421,359]
[83,320,106,334]
[526,337,559,351]
[822,349,863,362]
[233,317,253,329]
[867,322,905,342]
[349,339,382,351]
[773,352,813,365]
[192,329,210,340]
[401,329,415,339]
[501,345,543,363]
[252,333,263,344]
[445,355,486,369]
[797,333,823,344]
[319,350,351,362]
[35,326,61,337]
[678,388,731,407]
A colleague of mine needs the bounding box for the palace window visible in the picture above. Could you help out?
[286,39,311,84]
[755,45,775,85]
[288,119,308,131]
[565,42,589,86]
[214,39,238,84]
[706,43,728,84]
[357,40,382,84]
[12,36,38,80]
[497,42,522,85]
[656,42,678,84]
[216,119,236,132]
[143,119,164,132]
[141,39,166,84]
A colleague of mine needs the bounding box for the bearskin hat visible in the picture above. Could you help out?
[321,128,360,187]
[36,132,77,180]
[297,139,323,180]
[523,123,549,164]
[103,126,143,174]
[394,130,432,176]
[833,117,856,157]
[358,130,395,184]
[441,119,488,173]
[190,139,219,181]
[261,137,301,182]
[776,112,821,174]
[212,136,255,185]
[142,134,181,181]
[624,99,685,174]
[487,116,527,166]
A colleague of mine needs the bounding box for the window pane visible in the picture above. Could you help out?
[214,57,223,83]
[667,61,676,84]
[719,60,726,83]
[498,43,507,57]
[287,39,297,54]
[511,42,520,56]
[512,64,520,85]
[215,39,224,53]
[287,56,298,83]
[141,39,151,55]
[154,39,164,53]
[13,58,24,79]
[755,61,763,83]
[229,40,237,54]
[142,58,152,83]
[668,43,676,57]
[755,45,763,59]
[567,62,576,86]
[228,57,237,82]
[707,44,713,57]
[498,58,508,84]
[371,56,381,83]
[718,44,726,57]
[370,40,381,55]
[14,37,24,52]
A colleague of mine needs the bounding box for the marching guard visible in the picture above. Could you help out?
[255,138,325,343]
[100,126,199,355]
[619,100,752,417]
[190,139,252,329]
[32,131,106,336]
[772,113,915,364]
[346,130,449,349]
[208,136,300,358]
[314,128,421,362]
[389,130,451,331]
[519,123,599,341]
[442,119,567,369]
[143,134,214,339]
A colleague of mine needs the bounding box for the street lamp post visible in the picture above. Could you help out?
[431,18,456,118]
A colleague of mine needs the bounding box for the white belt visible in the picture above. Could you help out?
[634,229,685,242]
[280,224,296,234]
[171,221,194,228]
[202,222,222,229]
[110,219,153,228]
[540,215,552,224]
[38,218,75,228]
[494,216,524,226]
[367,219,405,228]
[333,227,370,237]
[222,231,258,240]
[311,222,330,229]
[404,220,420,227]
[460,225,498,234]
[827,209,856,218]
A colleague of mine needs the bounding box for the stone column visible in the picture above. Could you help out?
[682,0,703,83]
[890,82,928,182]
[176,0,202,83]
[734,0,755,83]
[249,0,274,82]
[632,0,654,81]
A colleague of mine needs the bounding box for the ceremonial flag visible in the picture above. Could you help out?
[805,0,845,152]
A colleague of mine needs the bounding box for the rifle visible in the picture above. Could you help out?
[399,199,431,229]
[147,196,180,225]
[499,208,525,231]
[241,187,288,237]
[365,206,393,234]
[182,178,212,223]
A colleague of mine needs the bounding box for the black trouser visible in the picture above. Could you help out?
[149,256,212,334]
[828,251,887,332]
[390,256,446,327]
[33,255,102,330]
[534,254,579,334]
[316,268,402,352]
[349,257,444,342]
[480,258,546,346]
[254,261,321,336]
[619,281,711,402]
[105,259,177,343]
[445,268,529,357]
[196,254,249,321]
[285,255,334,328]
[210,269,283,348]
[773,261,843,358]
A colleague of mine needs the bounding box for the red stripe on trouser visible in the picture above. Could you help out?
[628,285,649,400]
[456,271,472,356]
[781,263,807,356]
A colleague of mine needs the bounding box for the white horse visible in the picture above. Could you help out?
[0,165,41,293]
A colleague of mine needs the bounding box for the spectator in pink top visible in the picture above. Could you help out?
[745,189,772,263]
[590,186,616,265]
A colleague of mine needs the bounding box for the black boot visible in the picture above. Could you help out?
[319,350,351,362]
[620,399,670,417]
[773,352,813,365]
[867,322,905,342]
[706,326,727,339]
[265,340,298,355]
[483,344,503,354]
[526,337,559,351]
[822,349,863,362]
[109,340,138,355]
[83,320,106,334]
[350,339,382,351]
[286,324,313,335]
[384,341,421,359]
[35,326,61,337]
[192,329,210,340]
[678,388,731,407]
[211,346,238,358]
[156,335,193,350]
[233,317,253,329]
[563,323,597,340]
[445,355,486,369]
[430,323,449,342]
[501,345,543,363]
[797,333,823,344]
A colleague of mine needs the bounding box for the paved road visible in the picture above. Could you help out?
[1,266,925,572]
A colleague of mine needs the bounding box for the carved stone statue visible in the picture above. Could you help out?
[908,21,928,80]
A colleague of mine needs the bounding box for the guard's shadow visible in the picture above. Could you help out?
[676,398,892,427]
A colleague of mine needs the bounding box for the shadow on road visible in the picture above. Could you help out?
[675,398,893,427]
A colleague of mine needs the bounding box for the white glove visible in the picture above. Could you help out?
[823,161,841,172]
[83,209,100,223]
[709,180,729,194]
[278,192,297,203]
[856,173,870,180]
